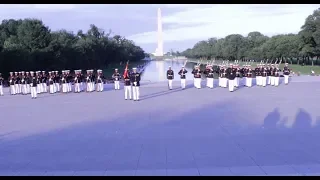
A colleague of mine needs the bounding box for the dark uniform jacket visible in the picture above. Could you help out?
[226,68,237,80]
[0,76,3,86]
[9,76,15,85]
[15,76,20,85]
[61,76,67,84]
[247,69,253,78]
[113,72,121,81]
[236,68,241,78]
[219,69,226,78]
[86,75,91,83]
[283,67,290,75]
[124,74,131,86]
[192,69,202,78]
[204,68,214,78]
[31,77,38,87]
[66,75,71,83]
[91,74,95,83]
[54,74,60,83]
[21,77,27,84]
[74,76,81,84]
[167,70,174,80]
[27,76,32,84]
[49,76,54,85]
[262,68,267,77]
[254,68,260,77]
[131,72,141,87]
[266,67,271,76]
[178,69,188,79]
[42,76,47,84]
[274,68,281,77]
[96,75,103,83]
[270,67,275,76]
[36,76,41,84]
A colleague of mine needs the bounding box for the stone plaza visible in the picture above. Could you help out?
[1,76,320,176]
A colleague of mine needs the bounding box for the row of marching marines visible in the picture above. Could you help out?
[0,67,142,100]
[166,62,291,92]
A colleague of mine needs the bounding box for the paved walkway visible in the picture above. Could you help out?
[1,76,320,176]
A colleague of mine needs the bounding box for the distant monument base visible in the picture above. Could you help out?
[153,56,164,61]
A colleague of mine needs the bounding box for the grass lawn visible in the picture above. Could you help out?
[185,59,320,75]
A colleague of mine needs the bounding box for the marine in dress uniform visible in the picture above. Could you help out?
[112,69,121,90]
[0,73,3,96]
[90,70,96,91]
[192,65,202,89]
[79,71,84,92]
[261,64,267,87]
[178,66,188,89]
[254,65,259,86]
[42,71,47,93]
[14,72,20,94]
[242,65,248,86]
[96,70,104,92]
[246,65,253,87]
[65,70,71,93]
[74,70,81,93]
[283,63,291,85]
[274,65,281,86]
[266,64,271,85]
[25,72,31,94]
[35,71,41,93]
[21,72,28,95]
[86,70,92,92]
[226,64,237,92]
[48,72,55,94]
[270,64,275,86]
[123,68,132,100]
[19,72,23,94]
[131,68,141,101]
[61,71,68,93]
[204,65,214,88]
[30,71,38,99]
[219,66,227,88]
[9,72,16,95]
[234,65,241,88]
[54,71,60,93]
[167,66,174,90]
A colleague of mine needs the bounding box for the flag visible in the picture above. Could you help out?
[123,62,129,78]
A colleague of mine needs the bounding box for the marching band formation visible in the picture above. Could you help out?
[0,66,142,101]
[168,60,291,92]
[0,60,292,101]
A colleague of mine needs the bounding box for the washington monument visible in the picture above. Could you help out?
[155,8,164,57]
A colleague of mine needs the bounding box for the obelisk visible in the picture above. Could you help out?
[156,8,164,57]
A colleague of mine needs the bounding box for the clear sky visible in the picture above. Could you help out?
[0,4,319,53]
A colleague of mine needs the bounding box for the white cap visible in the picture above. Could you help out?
[115,68,118,71]
[132,67,137,70]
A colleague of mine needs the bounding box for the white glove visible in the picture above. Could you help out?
[134,82,137,86]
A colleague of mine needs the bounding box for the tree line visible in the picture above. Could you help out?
[181,8,320,66]
[0,18,146,78]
